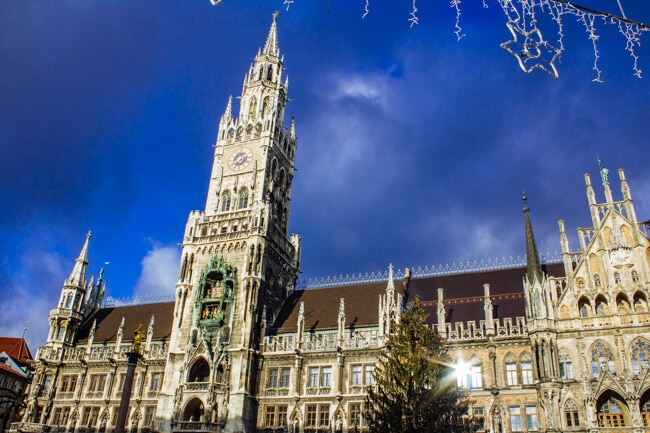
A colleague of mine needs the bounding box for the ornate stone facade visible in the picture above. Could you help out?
[12,14,650,433]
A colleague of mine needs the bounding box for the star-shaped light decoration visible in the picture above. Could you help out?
[501,21,561,79]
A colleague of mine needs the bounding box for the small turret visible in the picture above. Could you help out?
[48,232,97,348]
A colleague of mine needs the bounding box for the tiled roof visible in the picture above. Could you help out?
[76,302,175,343]
[272,263,565,333]
[0,357,28,379]
[0,337,32,363]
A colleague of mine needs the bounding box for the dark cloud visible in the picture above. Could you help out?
[1,1,650,347]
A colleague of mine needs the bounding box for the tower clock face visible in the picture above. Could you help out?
[228,148,253,171]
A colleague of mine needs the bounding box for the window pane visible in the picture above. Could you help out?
[526,406,538,431]
[506,363,518,386]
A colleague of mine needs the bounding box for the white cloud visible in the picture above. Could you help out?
[331,74,387,105]
[0,250,68,353]
[132,243,181,300]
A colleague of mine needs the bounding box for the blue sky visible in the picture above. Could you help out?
[2,0,650,350]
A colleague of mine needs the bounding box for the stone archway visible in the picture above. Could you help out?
[183,398,205,423]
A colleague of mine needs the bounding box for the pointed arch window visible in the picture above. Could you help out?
[591,342,616,377]
[617,294,631,314]
[595,296,608,316]
[249,97,257,120]
[238,187,249,210]
[578,298,591,317]
[634,293,648,312]
[505,353,518,386]
[564,400,580,428]
[631,339,650,375]
[262,96,270,118]
[188,358,210,383]
[220,191,231,212]
[598,397,626,428]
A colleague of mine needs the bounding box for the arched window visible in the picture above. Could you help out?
[559,352,573,379]
[578,298,591,318]
[216,364,225,384]
[504,353,518,386]
[266,65,273,81]
[248,97,257,120]
[632,270,639,282]
[183,398,205,423]
[564,400,580,428]
[238,187,249,209]
[262,96,270,117]
[236,126,243,140]
[598,397,626,428]
[634,293,648,313]
[188,358,210,383]
[594,273,602,287]
[631,339,650,375]
[614,272,621,284]
[220,191,231,212]
[591,342,616,377]
[595,296,608,316]
[616,294,631,314]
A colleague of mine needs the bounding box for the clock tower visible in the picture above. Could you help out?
[158,13,301,433]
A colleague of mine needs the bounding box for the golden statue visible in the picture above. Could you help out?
[133,324,145,354]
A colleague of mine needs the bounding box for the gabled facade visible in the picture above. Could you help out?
[12,13,650,433]
[0,339,33,433]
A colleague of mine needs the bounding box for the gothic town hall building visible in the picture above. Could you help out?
[13,14,650,433]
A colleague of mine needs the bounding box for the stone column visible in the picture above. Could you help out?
[115,351,141,433]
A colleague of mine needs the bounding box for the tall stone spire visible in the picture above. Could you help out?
[263,11,280,56]
[66,231,91,287]
[523,195,543,285]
